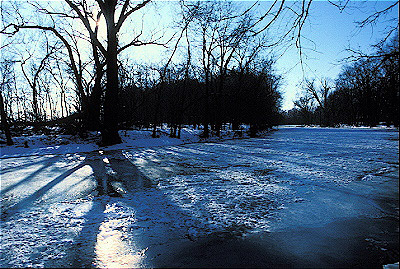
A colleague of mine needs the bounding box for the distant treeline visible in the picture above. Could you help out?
[283,36,399,127]
[118,60,282,138]
[1,1,398,146]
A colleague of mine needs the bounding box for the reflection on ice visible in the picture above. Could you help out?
[94,202,146,268]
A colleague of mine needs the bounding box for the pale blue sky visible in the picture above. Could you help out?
[272,1,398,110]
[1,0,397,112]
[137,1,398,110]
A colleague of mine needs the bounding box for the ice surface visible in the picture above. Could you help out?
[1,126,398,267]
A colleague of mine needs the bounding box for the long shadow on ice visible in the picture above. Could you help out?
[120,139,399,268]
[0,155,57,174]
[1,161,86,221]
[56,152,108,267]
[51,150,144,267]
[0,155,60,195]
[53,150,180,267]
[108,149,303,267]
[55,149,281,268]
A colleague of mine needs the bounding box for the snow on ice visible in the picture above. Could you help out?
[0,125,399,267]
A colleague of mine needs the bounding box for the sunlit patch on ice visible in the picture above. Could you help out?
[94,202,146,268]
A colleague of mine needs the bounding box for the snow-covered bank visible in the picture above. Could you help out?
[1,124,397,159]
[0,125,251,159]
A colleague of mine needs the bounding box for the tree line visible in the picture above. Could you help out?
[118,59,282,138]
[0,1,398,146]
[1,0,314,145]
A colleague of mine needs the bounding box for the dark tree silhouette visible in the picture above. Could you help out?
[0,60,15,145]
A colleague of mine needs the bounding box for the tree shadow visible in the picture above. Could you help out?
[1,162,87,221]
[2,148,282,268]
[94,149,292,268]
[0,155,59,195]
[53,149,156,267]
[55,149,227,267]
[0,155,56,174]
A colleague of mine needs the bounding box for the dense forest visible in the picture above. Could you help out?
[117,58,282,138]
[0,0,398,146]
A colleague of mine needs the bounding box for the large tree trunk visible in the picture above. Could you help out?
[32,86,40,122]
[87,35,104,131]
[0,92,13,145]
[202,73,210,138]
[215,73,224,137]
[87,72,102,131]
[101,3,121,146]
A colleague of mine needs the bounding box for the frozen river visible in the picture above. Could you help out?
[1,127,398,267]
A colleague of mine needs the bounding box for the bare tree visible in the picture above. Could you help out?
[184,0,314,136]
[294,94,314,125]
[0,60,15,145]
[19,39,58,122]
[64,0,155,145]
[231,34,270,130]
[303,78,332,126]
[1,0,160,145]
[335,1,399,62]
[1,25,90,129]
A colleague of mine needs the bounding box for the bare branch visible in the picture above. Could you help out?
[327,0,350,12]
[356,1,398,28]
[118,38,167,54]
[252,0,285,36]
[5,24,87,103]
[64,0,106,56]
[116,0,151,32]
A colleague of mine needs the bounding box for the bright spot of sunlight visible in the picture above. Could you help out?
[133,157,147,166]
[94,204,146,268]
[89,10,107,40]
